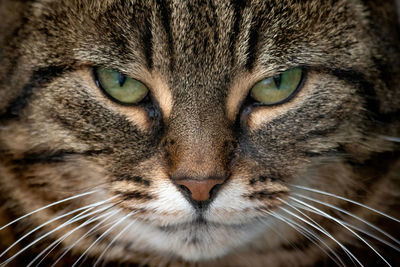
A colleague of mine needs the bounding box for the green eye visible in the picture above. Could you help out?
[250,67,303,105]
[94,67,149,104]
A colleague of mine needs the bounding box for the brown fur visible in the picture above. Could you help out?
[0,0,399,266]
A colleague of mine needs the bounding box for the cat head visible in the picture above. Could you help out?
[0,0,399,265]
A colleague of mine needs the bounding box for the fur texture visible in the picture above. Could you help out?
[0,0,399,266]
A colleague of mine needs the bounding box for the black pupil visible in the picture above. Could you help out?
[117,72,126,86]
[273,74,281,89]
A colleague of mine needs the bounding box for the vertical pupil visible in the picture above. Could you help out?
[117,72,126,86]
[273,74,281,89]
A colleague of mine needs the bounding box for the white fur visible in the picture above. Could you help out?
[107,179,276,261]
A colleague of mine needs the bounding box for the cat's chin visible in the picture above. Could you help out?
[116,216,270,262]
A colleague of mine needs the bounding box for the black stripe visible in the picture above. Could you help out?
[156,0,174,71]
[247,190,287,200]
[11,149,112,165]
[331,68,400,122]
[207,1,219,44]
[114,175,151,186]
[230,0,246,66]
[330,68,379,114]
[142,17,153,69]
[293,123,342,143]
[116,190,152,200]
[245,13,262,70]
[0,65,70,121]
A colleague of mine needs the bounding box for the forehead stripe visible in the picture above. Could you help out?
[142,16,154,70]
[245,12,262,70]
[156,0,174,71]
[229,0,247,67]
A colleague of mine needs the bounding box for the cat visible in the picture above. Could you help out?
[0,0,399,266]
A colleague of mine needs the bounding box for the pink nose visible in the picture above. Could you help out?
[175,179,225,201]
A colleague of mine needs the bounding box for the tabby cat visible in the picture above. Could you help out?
[0,0,399,266]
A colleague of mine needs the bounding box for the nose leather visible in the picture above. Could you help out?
[175,179,225,201]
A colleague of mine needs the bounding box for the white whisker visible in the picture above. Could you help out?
[48,209,120,267]
[0,190,98,231]
[0,206,95,260]
[28,209,114,267]
[0,196,116,260]
[380,135,400,143]
[93,219,135,266]
[290,196,392,266]
[277,198,347,267]
[340,219,400,253]
[0,199,117,267]
[291,185,400,223]
[294,193,400,247]
[276,208,357,266]
[265,210,347,267]
[71,211,135,267]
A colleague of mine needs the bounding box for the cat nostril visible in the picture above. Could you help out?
[175,179,225,202]
[178,184,191,195]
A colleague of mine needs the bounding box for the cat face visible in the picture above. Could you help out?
[0,0,399,266]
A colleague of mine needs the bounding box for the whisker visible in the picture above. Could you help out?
[294,193,400,247]
[277,203,364,267]
[290,196,392,267]
[265,210,347,267]
[277,198,347,267]
[380,135,400,143]
[0,206,94,260]
[291,185,400,223]
[86,219,123,239]
[340,219,400,253]
[71,211,135,267]
[28,210,114,267]
[0,196,116,260]
[278,207,361,266]
[34,200,122,267]
[0,190,98,231]
[46,209,120,267]
[0,199,117,267]
[262,221,302,254]
[93,219,135,266]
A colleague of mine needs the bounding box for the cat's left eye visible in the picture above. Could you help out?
[94,67,149,105]
[250,67,303,105]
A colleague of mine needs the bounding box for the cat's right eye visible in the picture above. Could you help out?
[250,67,303,105]
[94,67,149,105]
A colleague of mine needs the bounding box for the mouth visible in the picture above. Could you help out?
[156,214,268,233]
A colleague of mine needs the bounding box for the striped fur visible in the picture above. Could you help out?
[0,0,399,266]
